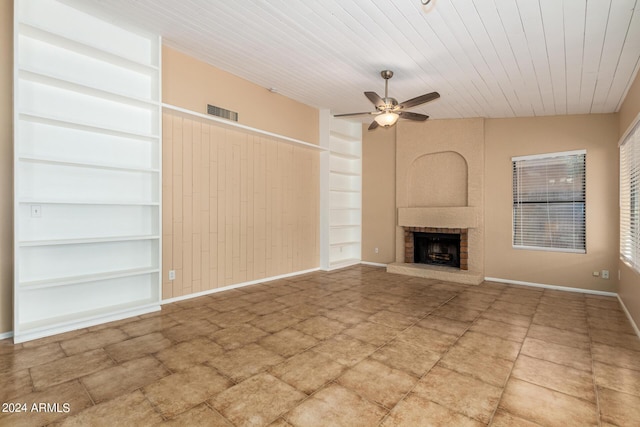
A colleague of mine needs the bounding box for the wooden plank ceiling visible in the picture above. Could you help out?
[67,0,640,120]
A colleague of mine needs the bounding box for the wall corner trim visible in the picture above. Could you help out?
[617,295,640,339]
[360,261,388,267]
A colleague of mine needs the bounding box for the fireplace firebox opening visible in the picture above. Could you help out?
[404,227,468,270]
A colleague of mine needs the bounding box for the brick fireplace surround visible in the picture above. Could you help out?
[403,227,469,270]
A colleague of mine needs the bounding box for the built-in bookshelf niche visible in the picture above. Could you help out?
[13,0,161,342]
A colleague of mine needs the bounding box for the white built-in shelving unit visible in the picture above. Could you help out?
[14,0,161,342]
[320,113,362,270]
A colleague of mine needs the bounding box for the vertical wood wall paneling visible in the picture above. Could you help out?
[162,111,320,299]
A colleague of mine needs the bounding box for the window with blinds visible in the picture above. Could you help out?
[512,150,586,253]
[620,119,640,273]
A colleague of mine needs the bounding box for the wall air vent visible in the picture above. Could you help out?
[207,104,238,122]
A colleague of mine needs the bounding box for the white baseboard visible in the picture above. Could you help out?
[360,261,387,267]
[0,331,13,340]
[162,267,321,305]
[484,277,617,297]
[617,295,640,339]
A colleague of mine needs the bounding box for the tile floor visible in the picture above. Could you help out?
[1,265,640,426]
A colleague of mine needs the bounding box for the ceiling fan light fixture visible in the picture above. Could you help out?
[374,112,400,127]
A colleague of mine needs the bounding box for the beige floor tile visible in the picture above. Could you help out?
[281,303,327,320]
[210,324,269,350]
[154,337,224,372]
[448,297,493,311]
[381,394,484,427]
[491,301,536,317]
[367,310,420,330]
[105,332,172,362]
[337,359,417,408]
[269,350,345,394]
[593,361,640,397]
[526,324,590,349]
[312,334,377,366]
[250,311,302,333]
[590,328,640,352]
[20,329,88,349]
[0,342,65,373]
[143,364,232,418]
[30,348,114,390]
[210,343,284,382]
[416,315,472,336]
[598,386,640,426]
[156,403,232,426]
[59,328,128,355]
[499,378,598,427]
[208,309,258,328]
[0,381,93,427]
[532,311,588,334]
[58,390,163,426]
[511,355,595,402]
[259,328,318,358]
[246,300,288,316]
[285,383,387,427]
[413,366,502,424]
[81,355,169,403]
[456,331,522,361]
[323,306,371,325]
[162,318,220,343]
[438,344,513,387]
[591,342,640,371]
[431,304,483,322]
[489,410,542,426]
[480,307,531,328]
[588,315,637,334]
[469,318,528,342]
[267,418,294,427]
[0,369,32,401]
[397,326,459,354]
[342,321,399,346]
[209,296,251,312]
[119,316,178,337]
[523,338,590,373]
[371,338,442,377]
[211,373,306,426]
[292,316,346,340]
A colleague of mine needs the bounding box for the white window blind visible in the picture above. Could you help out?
[620,119,640,272]
[512,150,586,253]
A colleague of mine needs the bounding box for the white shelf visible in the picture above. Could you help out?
[331,151,360,160]
[330,240,361,247]
[330,169,361,177]
[19,67,159,109]
[330,130,361,143]
[19,112,159,141]
[19,234,159,247]
[20,268,159,290]
[14,0,162,343]
[330,187,360,193]
[19,23,159,75]
[18,155,159,173]
[330,224,361,229]
[330,207,361,211]
[19,299,159,333]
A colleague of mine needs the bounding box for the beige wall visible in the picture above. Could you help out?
[162,111,320,299]
[361,126,396,264]
[485,114,619,292]
[163,46,319,145]
[0,0,12,335]
[618,70,640,329]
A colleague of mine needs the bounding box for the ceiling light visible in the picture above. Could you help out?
[374,112,399,127]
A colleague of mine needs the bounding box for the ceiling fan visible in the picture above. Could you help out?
[334,70,440,130]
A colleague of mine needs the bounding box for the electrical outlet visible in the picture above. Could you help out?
[602,270,609,279]
[169,270,176,281]
[592,271,600,277]
[30,205,41,218]
[374,247,379,254]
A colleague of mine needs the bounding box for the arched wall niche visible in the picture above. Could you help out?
[407,151,468,207]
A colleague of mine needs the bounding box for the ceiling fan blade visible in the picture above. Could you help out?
[365,91,385,109]
[399,111,429,121]
[368,120,379,130]
[398,91,440,109]
[333,111,376,117]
